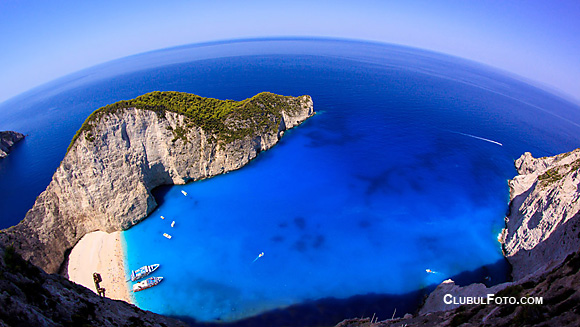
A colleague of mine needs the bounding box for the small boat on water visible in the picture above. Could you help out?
[181,190,188,196]
[132,276,163,292]
[171,221,175,228]
[130,264,160,281]
[163,233,172,239]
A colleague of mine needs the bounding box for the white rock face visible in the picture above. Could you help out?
[1,95,314,273]
[502,149,580,280]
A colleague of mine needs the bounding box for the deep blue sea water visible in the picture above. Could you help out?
[2,39,580,324]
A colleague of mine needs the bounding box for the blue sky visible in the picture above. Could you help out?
[0,0,579,103]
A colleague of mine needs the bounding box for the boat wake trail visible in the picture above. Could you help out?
[252,252,265,263]
[447,130,503,146]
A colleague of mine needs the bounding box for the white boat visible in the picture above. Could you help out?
[132,276,163,292]
[163,233,172,239]
[130,264,160,281]
[181,190,187,196]
[171,221,175,228]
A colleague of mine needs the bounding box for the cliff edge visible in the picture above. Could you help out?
[0,131,25,159]
[501,149,580,280]
[0,91,314,274]
[0,244,187,326]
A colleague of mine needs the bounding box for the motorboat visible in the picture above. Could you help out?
[130,264,160,281]
[132,276,163,292]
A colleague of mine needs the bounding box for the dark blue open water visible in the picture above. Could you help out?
[1,39,580,325]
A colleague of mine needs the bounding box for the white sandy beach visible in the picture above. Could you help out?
[67,231,133,303]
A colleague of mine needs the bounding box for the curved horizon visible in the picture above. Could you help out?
[0,0,579,105]
[2,36,579,110]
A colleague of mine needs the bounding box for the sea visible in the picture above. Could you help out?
[1,38,580,325]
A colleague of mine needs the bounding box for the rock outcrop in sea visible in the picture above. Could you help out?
[0,91,314,274]
[0,131,25,159]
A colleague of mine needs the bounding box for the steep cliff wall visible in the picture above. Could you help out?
[0,131,25,159]
[0,92,314,274]
[501,149,580,280]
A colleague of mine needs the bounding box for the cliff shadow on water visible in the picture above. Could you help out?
[151,185,174,208]
[162,257,511,327]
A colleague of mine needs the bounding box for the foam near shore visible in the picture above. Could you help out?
[67,231,132,303]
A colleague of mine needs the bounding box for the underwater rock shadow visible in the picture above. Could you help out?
[166,257,511,327]
[303,128,364,148]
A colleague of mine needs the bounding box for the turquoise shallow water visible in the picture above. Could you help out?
[1,39,580,325]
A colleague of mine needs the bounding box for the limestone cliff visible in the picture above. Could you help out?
[501,149,580,280]
[0,131,25,159]
[0,92,314,274]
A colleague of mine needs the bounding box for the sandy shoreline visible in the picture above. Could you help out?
[67,231,133,304]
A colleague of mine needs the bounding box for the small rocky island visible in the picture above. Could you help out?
[0,131,25,159]
[0,91,314,275]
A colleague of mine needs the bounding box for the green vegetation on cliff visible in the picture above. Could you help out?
[538,158,580,185]
[68,91,308,152]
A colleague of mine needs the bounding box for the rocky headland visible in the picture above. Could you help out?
[338,149,580,326]
[0,91,314,274]
[0,131,25,159]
